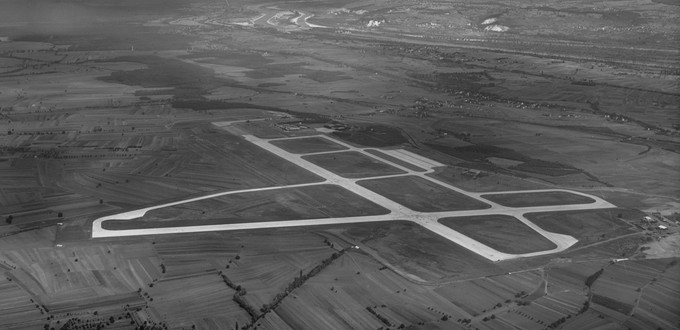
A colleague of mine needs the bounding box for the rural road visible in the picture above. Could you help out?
[92,129,617,261]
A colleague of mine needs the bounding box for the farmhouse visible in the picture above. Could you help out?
[642,216,656,223]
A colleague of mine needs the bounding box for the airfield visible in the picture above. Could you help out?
[1,0,679,329]
[92,126,615,261]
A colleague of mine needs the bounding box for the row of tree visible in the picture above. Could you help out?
[222,248,348,330]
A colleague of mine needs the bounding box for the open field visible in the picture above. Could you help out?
[438,215,557,254]
[269,252,458,329]
[427,166,551,192]
[341,221,506,281]
[628,260,680,329]
[434,271,542,316]
[269,250,505,329]
[102,184,390,229]
[269,136,349,154]
[0,276,45,329]
[302,151,406,178]
[357,175,491,212]
[0,119,326,231]
[591,260,673,317]
[331,125,408,148]
[146,273,250,328]
[557,258,680,329]
[481,191,596,207]
[525,209,641,247]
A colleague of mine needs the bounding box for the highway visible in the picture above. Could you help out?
[92,130,616,261]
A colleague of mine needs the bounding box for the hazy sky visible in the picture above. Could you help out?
[0,0,196,25]
[0,0,204,38]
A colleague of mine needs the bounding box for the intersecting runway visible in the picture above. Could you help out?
[92,130,616,261]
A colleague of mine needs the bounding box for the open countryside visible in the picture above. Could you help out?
[0,0,678,329]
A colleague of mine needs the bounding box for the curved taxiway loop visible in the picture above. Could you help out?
[92,131,616,262]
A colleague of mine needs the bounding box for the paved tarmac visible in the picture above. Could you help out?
[92,131,616,261]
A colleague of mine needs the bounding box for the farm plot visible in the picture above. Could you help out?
[152,233,242,277]
[544,263,602,293]
[559,309,622,329]
[1,241,161,299]
[357,175,490,212]
[146,273,250,329]
[269,136,348,154]
[499,310,546,329]
[181,124,325,186]
[227,249,336,313]
[525,209,637,247]
[153,233,242,257]
[591,294,634,316]
[591,259,679,324]
[593,262,658,301]
[302,151,406,178]
[342,221,505,281]
[157,256,219,279]
[506,300,566,328]
[490,272,544,299]
[0,277,44,330]
[537,291,587,315]
[481,191,595,207]
[439,215,556,254]
[271,252,467,330]
[143,228,343,321]
[630,265,680,330]
[102,184,390,230]
[435,272,542,316]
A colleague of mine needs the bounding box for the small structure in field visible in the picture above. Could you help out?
[323,123,349,131]
[463,169,482,178]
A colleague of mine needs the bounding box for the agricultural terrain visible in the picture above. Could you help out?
[0,0,678,329]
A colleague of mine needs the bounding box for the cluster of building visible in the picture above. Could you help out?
[641,214,674,231]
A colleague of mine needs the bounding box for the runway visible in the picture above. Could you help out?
[92,130,617,261]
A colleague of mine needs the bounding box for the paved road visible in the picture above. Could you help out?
[92,131,616,261]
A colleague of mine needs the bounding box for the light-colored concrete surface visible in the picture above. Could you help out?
[381,148,444,169]
[92,131,617,261]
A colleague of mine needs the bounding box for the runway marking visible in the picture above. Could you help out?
[92,130,616,261]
